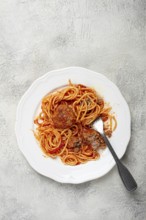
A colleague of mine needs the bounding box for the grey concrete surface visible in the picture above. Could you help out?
[0,0,146,220]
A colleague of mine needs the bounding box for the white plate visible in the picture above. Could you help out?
[15,67,131,184]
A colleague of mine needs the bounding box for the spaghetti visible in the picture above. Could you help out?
[34,81,117,165]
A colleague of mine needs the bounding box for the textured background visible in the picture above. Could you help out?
[0,0,146,220]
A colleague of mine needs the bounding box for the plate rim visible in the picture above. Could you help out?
[15,66,131,184]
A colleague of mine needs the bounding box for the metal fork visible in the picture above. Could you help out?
[93,118,137,192]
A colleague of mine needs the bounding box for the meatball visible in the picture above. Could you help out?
[82,128,105,150]
[52,104,76,129]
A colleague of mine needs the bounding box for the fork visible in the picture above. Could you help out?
[93,118,137,192]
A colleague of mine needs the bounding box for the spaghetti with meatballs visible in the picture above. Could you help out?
[34,81,117,165]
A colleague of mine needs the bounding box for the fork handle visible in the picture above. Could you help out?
[102,134,137,192]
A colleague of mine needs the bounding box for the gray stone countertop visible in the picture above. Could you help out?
[0,0,146,220]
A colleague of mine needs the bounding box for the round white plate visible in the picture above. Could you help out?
[15,67,131,184]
